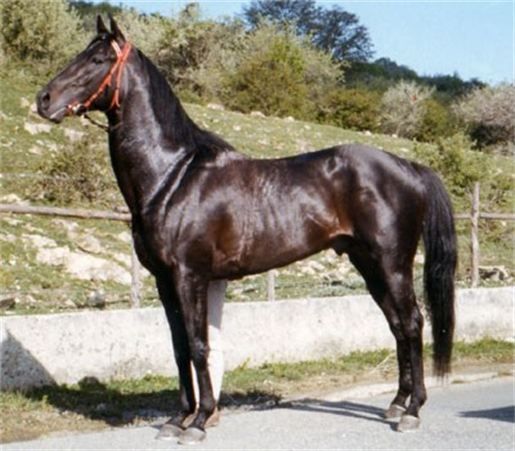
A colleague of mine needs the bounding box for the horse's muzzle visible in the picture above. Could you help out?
[36,89,66,123]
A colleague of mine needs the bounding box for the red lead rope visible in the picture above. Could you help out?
[67,40,132,116]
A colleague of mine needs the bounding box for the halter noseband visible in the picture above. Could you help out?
[67,40,132,116]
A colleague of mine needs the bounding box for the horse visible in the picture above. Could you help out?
[36,16,457,444]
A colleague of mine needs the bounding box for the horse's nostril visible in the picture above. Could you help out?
[37,90,51,110]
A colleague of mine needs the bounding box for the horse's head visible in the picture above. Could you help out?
[37,16,131,123]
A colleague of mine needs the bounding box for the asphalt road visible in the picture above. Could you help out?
[5,376,514,450]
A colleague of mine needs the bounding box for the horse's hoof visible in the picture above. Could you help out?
[384,404,406,420]
[178,427,207,445]
[155,422,183,440]
[397,414,421,432]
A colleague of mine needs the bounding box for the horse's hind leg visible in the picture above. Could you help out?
[154,276,196,440]
[382,267,426,431]
[348,251,426,431]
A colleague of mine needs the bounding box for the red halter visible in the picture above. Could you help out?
[67,40,132,115]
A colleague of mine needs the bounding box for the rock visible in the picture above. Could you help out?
[207,103,225,111]
[117,231,132,243]
[63,128,85,142]
[284,116,295,122]
[479,265,510,282]
[24,121,52,135]
[64,299,77,308]
[250,111,265,118]
[20,97,31,108]
[52,219,79,239]
[0,296,16,310]
[87,290,106,308]
[77,235,103,254]
[65,252,132,285]
[0,232,16,242]
[2,217,22,226]
[25,233,58,249]
[36,246,70,266]
[28,145,43,155]
[112,252,131,267]
[0,193,24,204]
[233,125,241,131]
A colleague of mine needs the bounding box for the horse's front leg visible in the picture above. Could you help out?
[154,275,196,440]
[173,267,215,444]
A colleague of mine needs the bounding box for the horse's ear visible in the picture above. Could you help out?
[108,14,126,43]
[96,15,109,35]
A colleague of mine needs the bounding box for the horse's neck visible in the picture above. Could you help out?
[106,64,196,215]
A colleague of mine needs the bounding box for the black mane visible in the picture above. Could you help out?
[137,49,235,155]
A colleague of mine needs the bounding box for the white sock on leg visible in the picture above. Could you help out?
[192,279,227,404]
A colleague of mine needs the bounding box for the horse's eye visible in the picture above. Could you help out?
[92,56,105,64]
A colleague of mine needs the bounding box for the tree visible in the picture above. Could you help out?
[380,81,434,138]
[1,0,84,66]
[454,84,515,151]
[242,0,373,62]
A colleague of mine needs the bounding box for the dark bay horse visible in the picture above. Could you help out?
[37,16,457,443]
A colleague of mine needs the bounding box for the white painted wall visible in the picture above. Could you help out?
[1,287,513,390]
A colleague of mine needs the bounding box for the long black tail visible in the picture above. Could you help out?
[420,167,457,377]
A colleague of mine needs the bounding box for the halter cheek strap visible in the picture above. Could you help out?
[67,40,132,115]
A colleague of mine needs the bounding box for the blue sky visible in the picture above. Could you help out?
[99,1,514,84]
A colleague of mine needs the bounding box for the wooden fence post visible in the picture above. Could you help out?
[267,270,276,301]
[470,182,480,287]
[130,240,141,308]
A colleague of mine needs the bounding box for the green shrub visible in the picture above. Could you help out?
[221,24,340,120]
[0,0,85,69]
[319,88,380,132]
[155,5,246,100]
[223,27,310,118]
[413,133,512,213]
[31,135,117,206]
[414,99,457,143]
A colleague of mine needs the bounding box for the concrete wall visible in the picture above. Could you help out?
[1,287,513,390]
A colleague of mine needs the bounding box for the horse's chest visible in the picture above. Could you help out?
[131,218,177,274]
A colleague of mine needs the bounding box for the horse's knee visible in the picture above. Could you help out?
[190,338,209,367]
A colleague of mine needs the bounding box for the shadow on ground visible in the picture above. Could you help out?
[22,378,281,427]
[282,398,395,430]
[460,406,514,423]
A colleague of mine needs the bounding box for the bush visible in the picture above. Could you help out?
[319,88,380,132]
[380,81,434,138]
[32,135,117,206]
[0,0,85,69]
[222,26,309,118]
[454,84,515,152]
[155,5,246,99]
[222,24,340,119]
[414,99,457,143]
[113,9,167,58]
[413,133,511,212]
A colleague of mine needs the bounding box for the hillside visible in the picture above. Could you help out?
[0,67,512,315]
